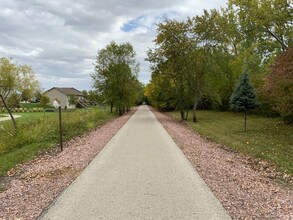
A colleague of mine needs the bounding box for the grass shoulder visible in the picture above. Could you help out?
[169,110,293,177]
[0,107,116,176]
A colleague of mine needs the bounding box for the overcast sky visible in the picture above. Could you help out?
[0,0,228,91]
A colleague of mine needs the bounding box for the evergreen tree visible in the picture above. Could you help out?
[230,72,257,132]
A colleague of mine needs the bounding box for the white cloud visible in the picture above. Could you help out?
[0,0,228,91]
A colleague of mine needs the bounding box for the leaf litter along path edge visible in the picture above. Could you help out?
[152,108,293,219]
[0,108,137,219]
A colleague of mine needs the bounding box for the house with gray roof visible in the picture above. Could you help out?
[44,87,84,109]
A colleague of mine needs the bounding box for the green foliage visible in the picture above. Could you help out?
[229,0,293,52]
[0,108,115,175]
[87,90,99,104]
[7,93,21,108]
[230,72,257,131]
[146,0,291,119]
[39,95,51,108]
[147,19,203,120]
[0,57,41,128]
[170,110,293,177]
[230,72,257,112]
[144,74,177,111]
[21,89,31,102]
[92,41,141,115]
[34,90,42,102]
[68,95,78,106]
[81,90,88,98]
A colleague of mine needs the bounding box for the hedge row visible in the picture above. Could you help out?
[1,108,44,113]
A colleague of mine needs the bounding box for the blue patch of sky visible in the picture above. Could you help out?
[121,16,146,32]
[159,10,180,21]
[121,10,180,33]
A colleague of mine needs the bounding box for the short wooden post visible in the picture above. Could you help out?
[58,106,63,151]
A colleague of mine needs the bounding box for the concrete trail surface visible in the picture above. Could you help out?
[0,114,21,121]
[40,105,231,220]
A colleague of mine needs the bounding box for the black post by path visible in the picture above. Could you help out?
[58,106,63,151]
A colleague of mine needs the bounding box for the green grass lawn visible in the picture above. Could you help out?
[170,110,293,176]
[0,112,56,126]
[16,111,56,122]
[0,108,115,176]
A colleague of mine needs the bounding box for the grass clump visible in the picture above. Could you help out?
[0,108,115,175]
[170,110,293,176]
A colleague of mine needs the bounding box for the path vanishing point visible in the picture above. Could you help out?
[40,105,231,219]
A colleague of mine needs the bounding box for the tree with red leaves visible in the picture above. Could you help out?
[264,46,293,124]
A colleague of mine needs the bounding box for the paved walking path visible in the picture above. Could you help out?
[0,114,21,121]
[40,106,230,219]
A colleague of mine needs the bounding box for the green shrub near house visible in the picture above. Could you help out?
[0,107,115,176]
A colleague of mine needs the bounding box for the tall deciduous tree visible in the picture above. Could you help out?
[156,19,191,120]
[187,10,222,121]
[92,41,140,115]
[229,0,293,52]
[230,72,257,132]
[147,19,196,120]
[0,57,40,128]
[146,0,291,120]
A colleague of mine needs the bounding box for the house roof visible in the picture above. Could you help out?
[45,87,83,96]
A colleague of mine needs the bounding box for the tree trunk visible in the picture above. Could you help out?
[193,96,198,123]
[244,111,247,132]
[0,94,16,129]
[110,102,113,114]
[118,106,123,116]
[180,109,185,121]
[185,110,189,120]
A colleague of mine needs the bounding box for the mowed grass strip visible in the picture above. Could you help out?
[0,108,115,176]
[170,110,293,176]
[20,102,44,108]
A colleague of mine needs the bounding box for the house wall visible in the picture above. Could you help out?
[44,89,69,109]
[67,96,76,109]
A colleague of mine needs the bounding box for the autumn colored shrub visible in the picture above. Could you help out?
[264,46,293,124]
